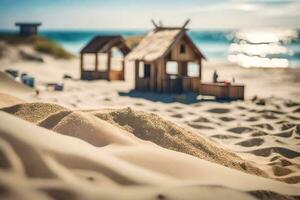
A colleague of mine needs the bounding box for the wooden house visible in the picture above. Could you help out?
[15,22,41,36]
[127,20,206,93]
[80,35,130,81]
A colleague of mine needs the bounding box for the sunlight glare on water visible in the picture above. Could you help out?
[228,29,298,68]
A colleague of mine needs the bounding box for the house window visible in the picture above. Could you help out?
[166,61,178,75]
[187,62,199,77]
[180,44,186,54]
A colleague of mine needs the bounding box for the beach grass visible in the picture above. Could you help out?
[0,34,73,59]
[125,35,144,49]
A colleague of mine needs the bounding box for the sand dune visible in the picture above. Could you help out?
[0,72,33,98]
[0,93,25,108]
[1,109,300,200]
[2,102,266,176]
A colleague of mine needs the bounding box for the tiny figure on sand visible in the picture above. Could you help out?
[213,70,219,83]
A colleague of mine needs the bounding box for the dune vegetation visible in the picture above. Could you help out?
[125,35,144,49]
[0,34,73,59]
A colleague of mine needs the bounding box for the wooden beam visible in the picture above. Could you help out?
[151,19,158,28]
[107,50,111,81]
[135,60,139,89]
[95,53,98,72]
[121,60,125,80]
[198,59,202,80]
[181,62,188,76]
[150,62,156,91]
[80,54,84,79]
[182,19,191,29]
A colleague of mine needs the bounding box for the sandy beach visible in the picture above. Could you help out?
[0,38,300,200]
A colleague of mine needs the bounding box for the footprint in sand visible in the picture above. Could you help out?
[293,107,300,113]
[281,123,299,131]
[193,117,211,123]
[252,123,274,131]
[211,135,241,139]
[248,147,300,159]
[207,108,231,114]
[269,156,292,167]
[258,109,286,115]
[134,102,144,106]
[187,123,214,130]
[165,109,174,113]
[271,165,294,177]
[172,106,183,110]
[227,126,254,134]
[262,114,278,120]
[246,116,260,122]
[274,130,294,138]
[288,115,300,121]
[251,130,269,137]
[219,117,235,122]
[103,98,111,102]
[42,188,77,199]
[236,105,247,110]
[171,113,183,118]
[236,138,264,147]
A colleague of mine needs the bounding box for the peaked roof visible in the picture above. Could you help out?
[80,35,131,55]
[127,27,205,61]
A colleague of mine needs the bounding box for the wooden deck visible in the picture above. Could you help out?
[199,82,244,100]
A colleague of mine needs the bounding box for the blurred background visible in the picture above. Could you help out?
[1,0,299,68]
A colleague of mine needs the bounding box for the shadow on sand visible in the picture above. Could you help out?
[118,90,233,104]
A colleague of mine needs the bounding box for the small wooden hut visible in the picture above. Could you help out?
[15,22,41,36]
[80,35,130,81]
[127,20,206,93]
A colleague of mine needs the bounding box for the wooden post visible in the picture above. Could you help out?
[107,50,112,81]
[80,54,84,80]
[150,62,156,91]
[135,60,139,90]
[198,59,202,80]
[177,61,182,76]
[95,53,98,72]
[181,62,188,76]
[121,60,125,80]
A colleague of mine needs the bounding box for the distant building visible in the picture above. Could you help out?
[127,20,206,93]
[80,35,131,81]
[15,22,42,36]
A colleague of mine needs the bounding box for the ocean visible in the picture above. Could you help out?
[9,29,300,68]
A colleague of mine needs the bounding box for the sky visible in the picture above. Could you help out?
[0,0,300,30]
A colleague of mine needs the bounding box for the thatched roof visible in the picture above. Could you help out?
[127,28,205,61]
[80,35,131,55]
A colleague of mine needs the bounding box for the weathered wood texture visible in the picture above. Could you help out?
[199,83,244,100]
[80,35,130,81]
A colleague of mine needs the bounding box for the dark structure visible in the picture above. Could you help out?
[80,35,131,81]
[15,22,41,36]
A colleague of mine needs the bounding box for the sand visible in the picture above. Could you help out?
[1,106,300,200]
[0,42,300,199]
